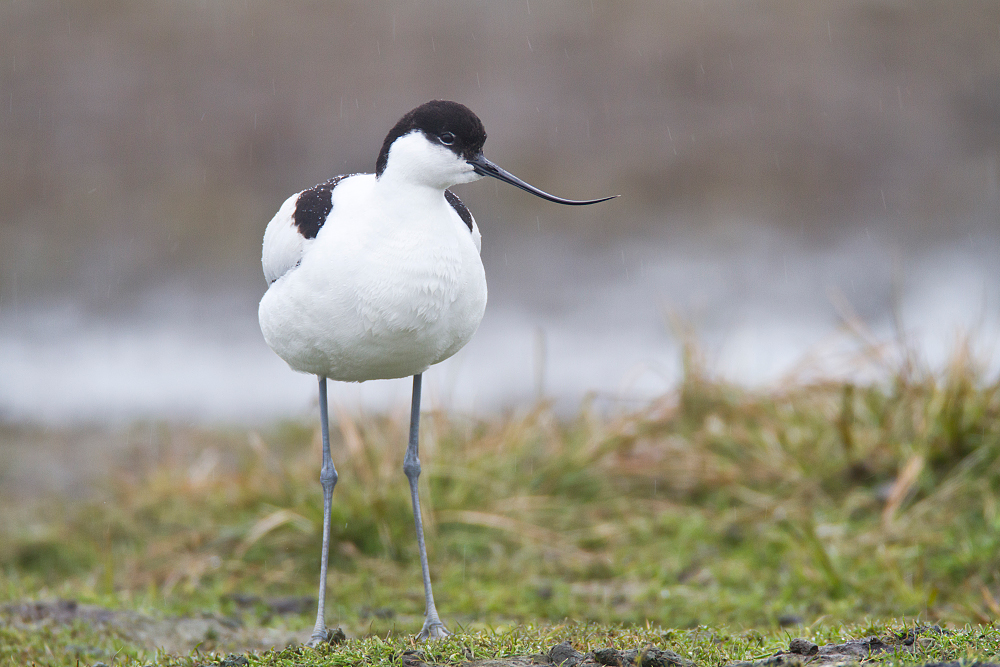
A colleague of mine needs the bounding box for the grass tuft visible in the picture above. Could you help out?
[1,339,1000,664]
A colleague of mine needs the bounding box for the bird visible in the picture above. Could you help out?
[258,99,615,644]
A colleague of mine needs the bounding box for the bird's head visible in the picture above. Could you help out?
[376,100,616,205]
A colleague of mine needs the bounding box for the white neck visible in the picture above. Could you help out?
[377,131,482,191]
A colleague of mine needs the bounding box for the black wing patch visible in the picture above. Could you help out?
[444,189,473,232]
[293,175,350,239]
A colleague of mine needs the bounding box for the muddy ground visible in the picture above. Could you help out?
[2,599,996,667]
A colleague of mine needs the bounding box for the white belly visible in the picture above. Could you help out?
[258,199,487,382]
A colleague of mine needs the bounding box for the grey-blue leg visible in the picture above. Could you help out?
[308,374,339,647]
[403,373,450,639]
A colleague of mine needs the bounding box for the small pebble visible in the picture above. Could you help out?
[788,638,818,656]
[594,647,623,666]
[641,647,694,667]
[549,641,585,667]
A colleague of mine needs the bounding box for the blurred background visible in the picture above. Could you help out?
[2,0,999,425]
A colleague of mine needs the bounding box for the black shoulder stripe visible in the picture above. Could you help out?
[444,189,473,232]
[293,174,350,239]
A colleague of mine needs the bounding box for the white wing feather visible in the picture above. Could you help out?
[261,193,306,285]
[470,216,482,254]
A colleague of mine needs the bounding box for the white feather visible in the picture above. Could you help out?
[259,152,487,382]
[467,209,482,254]
[261,192,306,285]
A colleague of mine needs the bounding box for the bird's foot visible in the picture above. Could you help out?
[306,626,346,648]
[305,628,329,648]
[417,619,451,640]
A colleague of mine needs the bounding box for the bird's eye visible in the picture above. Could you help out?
[439,132,456,145]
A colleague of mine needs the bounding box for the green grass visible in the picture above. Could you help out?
[1,619,995,667]
[2,340,1000,665]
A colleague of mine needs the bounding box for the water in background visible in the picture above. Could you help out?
[3,220,998,424]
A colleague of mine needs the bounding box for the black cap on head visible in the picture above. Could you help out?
[376,100,487,177]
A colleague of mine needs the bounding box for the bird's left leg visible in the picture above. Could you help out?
[307,375,339,647]
[402,373,450,640]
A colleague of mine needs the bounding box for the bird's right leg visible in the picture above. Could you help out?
[403,373,450,639]
[308,374,339,647]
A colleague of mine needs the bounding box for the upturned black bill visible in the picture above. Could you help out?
[468,154,617,206]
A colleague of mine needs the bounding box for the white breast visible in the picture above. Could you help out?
[258,175,488,382]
